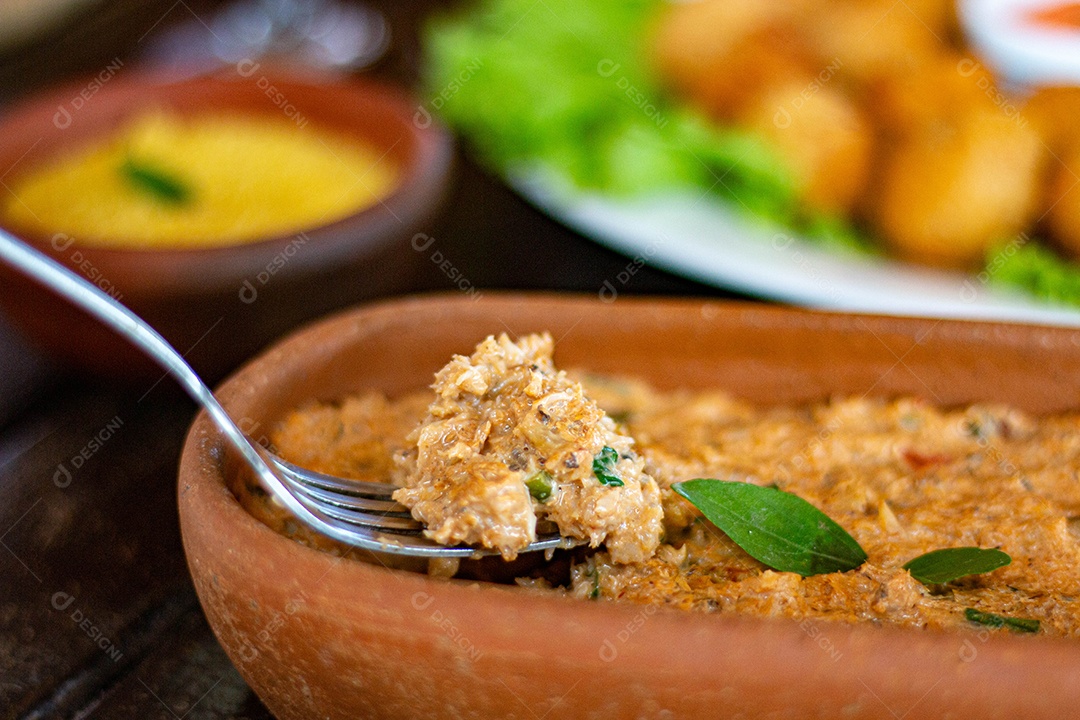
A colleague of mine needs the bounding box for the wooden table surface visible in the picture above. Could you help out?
[0,2,734,718]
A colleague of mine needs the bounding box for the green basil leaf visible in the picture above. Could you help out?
[964,608,1040,633]
[592,446,623,487]
[121,157,191,205]
[903,547,1011,585]
[672,479,867,577]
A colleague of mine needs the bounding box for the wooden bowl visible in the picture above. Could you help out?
[178,294,1080,719]
[0,67,452,380]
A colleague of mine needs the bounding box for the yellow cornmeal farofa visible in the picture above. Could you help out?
[3,113,398,248]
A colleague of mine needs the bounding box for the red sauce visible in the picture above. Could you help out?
[902,448,952,470]
[1027,2,1080,30]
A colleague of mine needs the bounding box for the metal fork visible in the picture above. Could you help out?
[0,229,576,558]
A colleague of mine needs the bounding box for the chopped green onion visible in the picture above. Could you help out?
[525,469,554,502]
[592,446,624,487]
[120,157,191,205]
[964,608,1040,633]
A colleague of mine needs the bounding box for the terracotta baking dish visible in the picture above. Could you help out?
[178,294,1080,719]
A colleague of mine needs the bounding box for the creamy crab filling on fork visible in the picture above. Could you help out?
[391,333,664,562]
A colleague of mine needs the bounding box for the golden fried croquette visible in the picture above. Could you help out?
[865,53,1009,138]
[651,0,1047,269]
[800,0,950,87]
[736,78,873,216]
[1043,149,1080,259]
[1026,87,1080,154]
[1026,88,1080,258]
[870,103,1045,267]
[651,0,811,119]
[900,0,962,44]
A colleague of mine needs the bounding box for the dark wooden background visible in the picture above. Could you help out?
[0,2,737,718]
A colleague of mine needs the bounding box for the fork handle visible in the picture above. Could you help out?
[0,228,347,544]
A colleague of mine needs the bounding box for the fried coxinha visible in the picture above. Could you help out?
[269,334,1080,635]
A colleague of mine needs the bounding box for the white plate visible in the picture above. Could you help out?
[961,0,1080,86]
[513,171,1080,327]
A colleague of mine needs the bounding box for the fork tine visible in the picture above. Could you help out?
[292,487,581,557]
[267,452,397,499]
[282,478,411,516]
[263,450,431,533]
[312,503,424,532]
[260,447,583,558]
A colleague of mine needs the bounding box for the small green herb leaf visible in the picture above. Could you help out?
[525,470,553,502]
[672,479,867,577]
[964,608,1040,633]
[903,547,1011,585]
[120,157,191,205]
[592,446,623,487]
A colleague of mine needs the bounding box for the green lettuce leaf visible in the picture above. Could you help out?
[422,0,805,229]
[989,241,1080,307]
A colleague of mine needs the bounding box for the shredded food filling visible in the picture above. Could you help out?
[264,334,1080,636]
